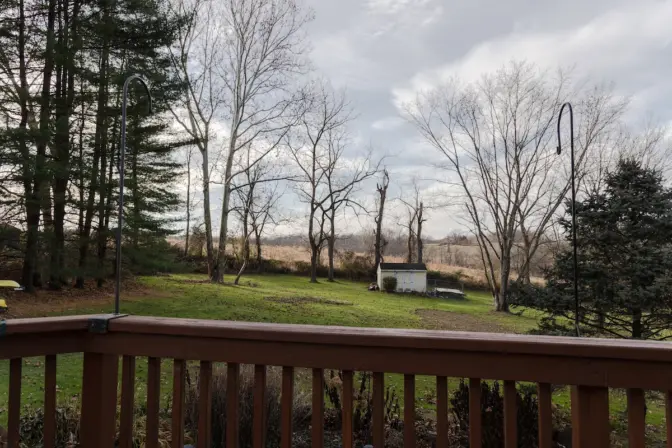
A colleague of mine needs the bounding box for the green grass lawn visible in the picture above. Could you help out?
[0,273,666,444]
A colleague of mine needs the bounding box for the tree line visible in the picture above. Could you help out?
[0,0,385,291]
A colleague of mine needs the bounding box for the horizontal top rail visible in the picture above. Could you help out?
[1,315,93,335]
[4,314,672,389]
[106,315,672,363]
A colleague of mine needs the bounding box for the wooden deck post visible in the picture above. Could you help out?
[80,353,119,448]
[571,385,610,448]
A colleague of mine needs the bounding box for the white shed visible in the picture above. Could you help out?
[377,263,427,293]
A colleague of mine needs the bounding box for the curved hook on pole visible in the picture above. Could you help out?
[116,74,152,315]
[556,102,573,156]
[556,101,580,337]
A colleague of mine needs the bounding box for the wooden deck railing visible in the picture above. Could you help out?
[2,314,672,447]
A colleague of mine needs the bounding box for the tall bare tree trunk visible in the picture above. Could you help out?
[374,169,389,269]
[327,211,336,282]
[417,202,424,264]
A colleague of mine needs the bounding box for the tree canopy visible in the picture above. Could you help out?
[510,159,672,339]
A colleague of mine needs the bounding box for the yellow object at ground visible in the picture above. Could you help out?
[0,298,7,312]
[0,280,19,288]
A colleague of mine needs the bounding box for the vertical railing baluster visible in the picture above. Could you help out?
[198,361,213,448]
[373,372,385,448]
[503,380,517,448]
[227,363,240,448]
[342,370,354,448]
[146,357,161,448]
[172,359,186,448]
[8,358,22,448]
[436,376,448,448]
[667,391,672,448]
[404,374,415,447]
[537,383,553,448]
[281,366,294,448]
[254,365,267,448]
[571,385,609,448]
[119,355,136,448]
[628,388,646,448]
[43,355,57,448]
[80,353,119,448]
[469,378,482,448]
[312,368,324,448]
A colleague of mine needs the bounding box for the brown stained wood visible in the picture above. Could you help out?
[469,378,482,448]
[91,331,672,391]
[281,366,294,448]
[503,381,517,448]
[108,315,672,365]
[227,363,240,448]
[8,358,21,448]
[312,368,324,448]
[80,353,119,448]
[571,385,610,448]
[2,314,93,335]
[537,383,552,448]
[373,372,385,448]
[172,359,186,448]
[0,332,86,360]
[253,365,267,448]
[667,391,672,448]
[404,374,415,448]
[119,356,136,448]
[198,361,213,448]
[342,371,354,448]
[628,388,646,448]
[43,355,56,448]
[146,357,161,448]
[436,376,448,448]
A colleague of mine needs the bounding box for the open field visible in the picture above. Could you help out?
[0,273,666,444]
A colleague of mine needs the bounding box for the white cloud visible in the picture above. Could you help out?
[371,116,404,131]
[392,1,672,108]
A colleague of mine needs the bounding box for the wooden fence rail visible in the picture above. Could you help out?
[2,314,672,447]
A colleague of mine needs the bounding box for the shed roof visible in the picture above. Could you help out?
[379,263,427,271]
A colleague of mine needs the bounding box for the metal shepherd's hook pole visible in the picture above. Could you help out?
[116,74,152,315]
[556,102,580,337]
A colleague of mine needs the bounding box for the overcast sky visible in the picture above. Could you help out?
[270,0,669,239]
[194,0,672,240]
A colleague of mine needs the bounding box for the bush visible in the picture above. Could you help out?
[18,406,80,448]
[450,380,543,448]
[338,251,375,281]
[185,365,311,448]
[382,276,397,292]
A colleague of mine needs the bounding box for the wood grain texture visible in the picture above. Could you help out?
[146,357,161,448]
[43,355,57,448]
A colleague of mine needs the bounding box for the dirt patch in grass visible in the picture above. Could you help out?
[416,309,507,333]
[265,296,353,306]
[0,279,171,319]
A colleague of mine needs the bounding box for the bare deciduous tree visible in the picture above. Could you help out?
[288,81,351,283]
[168,0,225,276]
[373,169,389,268]
[211,0,311,282]
[405,61,625,310]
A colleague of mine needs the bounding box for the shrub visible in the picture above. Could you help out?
[338,251,375,281]
[18,406,80,448]
[185,365,311,448]
[450,380,543,448]
[382,276,397,292]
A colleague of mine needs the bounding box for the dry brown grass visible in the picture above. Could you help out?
[263,244,543,285]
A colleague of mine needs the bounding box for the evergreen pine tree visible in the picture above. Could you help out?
[511,159,672,339]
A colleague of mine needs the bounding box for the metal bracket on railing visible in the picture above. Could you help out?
[0,319,5,337]
[88,314,128,334]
